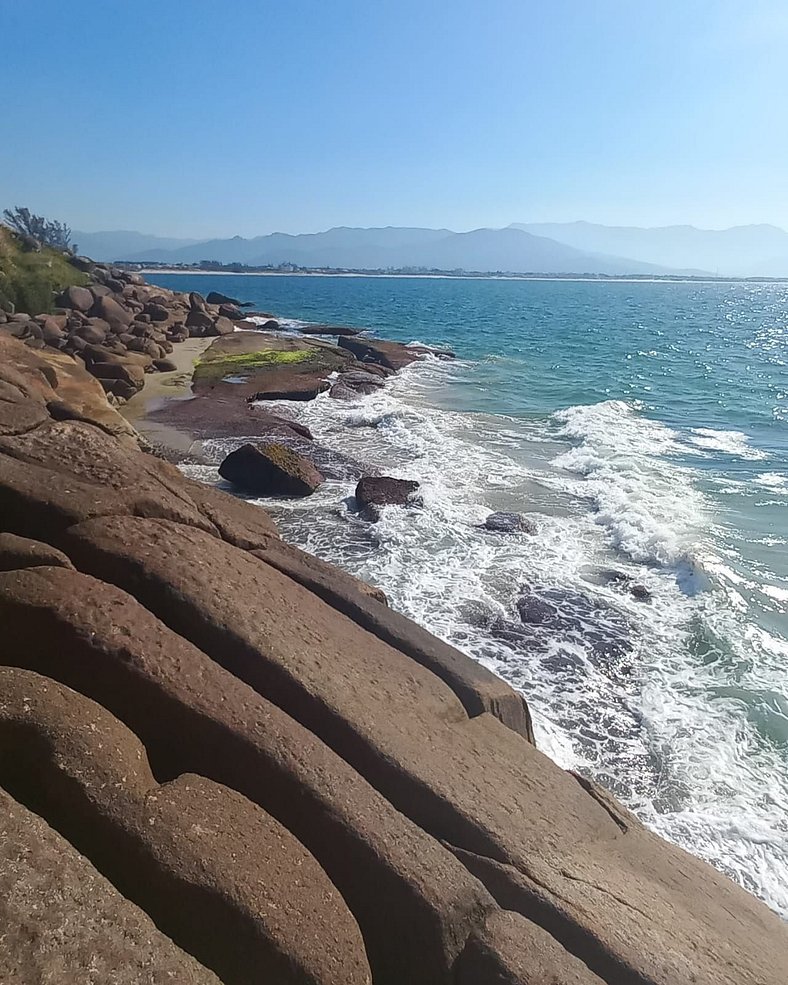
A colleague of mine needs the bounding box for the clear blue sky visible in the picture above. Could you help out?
[3,0,787,237]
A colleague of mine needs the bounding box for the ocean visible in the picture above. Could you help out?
[149,272,788,917]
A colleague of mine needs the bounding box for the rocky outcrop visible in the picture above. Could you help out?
[1,334,787,985]
[219,441,325,496]
[356,475,420,517]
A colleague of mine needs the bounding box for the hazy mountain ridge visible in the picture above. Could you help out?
[73,221,788,276]
[511,221,788,276]
[104,225,692,276]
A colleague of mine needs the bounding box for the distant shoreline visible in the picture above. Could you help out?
[138,268,788,285]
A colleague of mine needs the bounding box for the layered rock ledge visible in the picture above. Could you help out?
[1,304,787,983]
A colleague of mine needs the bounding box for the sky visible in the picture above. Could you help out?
[3,0,788,238]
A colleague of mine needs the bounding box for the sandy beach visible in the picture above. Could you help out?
[121,336,213,453]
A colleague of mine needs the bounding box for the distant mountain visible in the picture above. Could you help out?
[511,221,788,277]
[72,230,201,261]
[123,224,691,276]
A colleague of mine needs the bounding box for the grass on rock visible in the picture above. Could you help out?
[0,227,88,314]
[193,348,314,381]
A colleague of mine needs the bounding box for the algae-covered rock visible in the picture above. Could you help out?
[219,441,325,496]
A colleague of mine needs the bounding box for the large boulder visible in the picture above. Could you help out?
[207,315,235,336]
[219,442,325,497]
[185,309,214,336]
[56,284,94,313]
[218,303,244,320]
[90,295,133,332]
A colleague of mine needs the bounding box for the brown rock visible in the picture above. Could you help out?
[0,787,220,985]
[0,666,372,985]
[208,314,235,336]
[455,910,605,985]
[0,567,492,985]
[218,442,325,496]
[89,362,146,391]
[0,532,74,570]
[338,335,423,370]
[56,284,94,312]
[253,537,533,740]
[90,294,133,331]
[144,302,170,321]
[356,475,420,509]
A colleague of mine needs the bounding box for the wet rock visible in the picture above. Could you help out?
[598,569,653,602]
[516,585,633,660]
[482,512,536,534]
[356,475,420,519]
[219,442,325,497]
[249,381,331,401]
[298,323,362,337]
[206,291,246,306]
[338,335,423,371]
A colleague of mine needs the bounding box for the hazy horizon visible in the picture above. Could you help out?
[3,1,788,238]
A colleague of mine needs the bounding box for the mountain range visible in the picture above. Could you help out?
[71,222,788,277]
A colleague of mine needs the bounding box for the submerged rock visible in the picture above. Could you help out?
[219,442,325,497]
[598,568,653,602]
[482,512,536,534]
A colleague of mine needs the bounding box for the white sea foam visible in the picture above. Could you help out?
[687,427,767,461]
[217,365,788,919]
[551,400,707,567]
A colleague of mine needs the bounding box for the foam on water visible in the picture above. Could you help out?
[216,360,788,918]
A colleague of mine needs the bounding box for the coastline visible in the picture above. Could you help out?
[138,268,768,285]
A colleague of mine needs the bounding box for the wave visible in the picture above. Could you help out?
[550,400,707,569]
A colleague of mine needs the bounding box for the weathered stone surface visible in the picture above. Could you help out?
[219,441,325,496]
[0,567,492,985]
[455,910,605,985]
[0,337,140,446]
[252,537,534,739]
[206,291,244,306]
[208,314,235,336]
[0,419,218,541]
[0,787,220,985]
[0,666,372,985]
[51,519,788,985]
[0,532,73,571]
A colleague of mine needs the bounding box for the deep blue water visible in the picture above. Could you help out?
[150,272,788,915]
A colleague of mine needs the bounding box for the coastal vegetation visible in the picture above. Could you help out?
[0,224,86,315]
[193,347,313,382]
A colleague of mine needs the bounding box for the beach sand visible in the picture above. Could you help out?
[121,337,214,454]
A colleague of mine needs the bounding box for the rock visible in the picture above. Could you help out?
[186,309,214,335]
[483,512,536,534]
[0,564,492,985]
[207,291,244,306]
[356,475,420,510]
[331,370,385,397]
[68,254,95,273]
[105,277,125,292]
[218,303,244,320]
[338,336,424,370]
[299,323,362,337]
[56,284,94,312]
[89,362,146,392]
[189,291,207,311]
[90,294,133,331]
[89,283,113,299]
[330,383,359,400]
[208,315,235,336]
[249,381,331,401]
[144,302,170,322]
[0,787,220,985]
[598,569,653,602]
[455,910,605,984]
[219,442,325,497]
[153,357,178,372]
[38,315,66,344]
[0,532,74,570]
[0,666,372,985]
[516,586,632,660]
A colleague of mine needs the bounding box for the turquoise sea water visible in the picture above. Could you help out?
[151,273,788,915]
